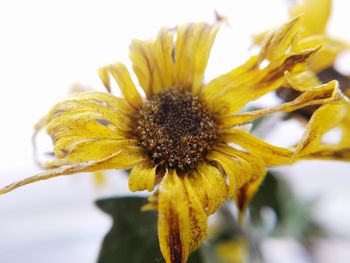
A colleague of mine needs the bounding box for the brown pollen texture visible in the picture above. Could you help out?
[133,88,218,172]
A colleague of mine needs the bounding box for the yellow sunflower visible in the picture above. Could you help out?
[0,18,344,263]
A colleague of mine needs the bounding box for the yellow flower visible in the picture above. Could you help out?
[254,0,349,73]
[0,18,343,263]
[257,0,350,161]
[290,0,350,162]
[289,0,349,72]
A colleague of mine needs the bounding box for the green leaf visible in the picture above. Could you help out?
[96,197,161,263]
[96,196,204,263]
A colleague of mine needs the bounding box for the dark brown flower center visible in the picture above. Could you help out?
[134,88,218,172]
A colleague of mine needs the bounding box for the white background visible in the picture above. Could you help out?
[0,0,349,262]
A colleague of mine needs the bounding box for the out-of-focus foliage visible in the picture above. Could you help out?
[95,172,325,262]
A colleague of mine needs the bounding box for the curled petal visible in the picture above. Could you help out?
[222,80,343,126]
[158,170,207,263]
[295,103,349,157]
[283,70,322,91]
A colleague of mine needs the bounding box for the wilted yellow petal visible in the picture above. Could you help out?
[206,147,265,198]
[213,145,266,223]
[129,28,174,97]
[284,69,322,91]
[46,145,144,171]
[0,150,135,195]
[203,46,318,115]
[44,91,147,169]
[290,0,331,35]
[258,16,302,62]
[216,145,266,183]
[158,170,207,263]
[222,129,294,166]
[188,162,227,215]
[201,55,258,109]
[295,103,348,157]
[100,63,143,108]
[222,80,342,126]
[175,22,219,95]
[129,160,158,192]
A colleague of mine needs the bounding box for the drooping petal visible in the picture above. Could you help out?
[187,162,227,215]
[295,103,349,157]
[222,129,294,166]
[290,0,331,35]
[174,22,220,95]
[158,170,207,263]
[222,80,342,126]
[213,145,266,223]
[45,91,145,168]
[129,28,174,97]
[129,160,158,192]
[99,63,143,108]
[206,146,265,200]
[0,150,137,195]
